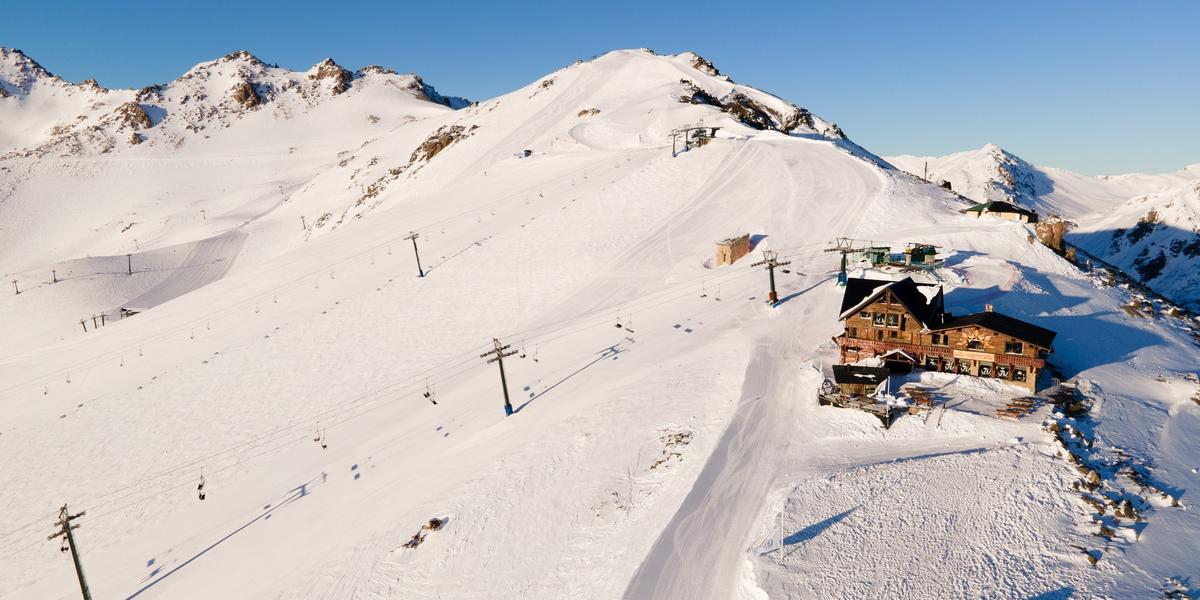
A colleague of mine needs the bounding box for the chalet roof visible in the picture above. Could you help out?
[838,277,944,328]
[832,364,891,385]
[880,348,917,362]
[963,200,1037,217]
[934,311,1057,349]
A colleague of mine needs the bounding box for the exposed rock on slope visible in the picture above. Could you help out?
[0,47,468,158]
[1076,182,1200,309]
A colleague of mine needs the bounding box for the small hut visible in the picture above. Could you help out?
[715,234,750,266]
[831,365,891,397]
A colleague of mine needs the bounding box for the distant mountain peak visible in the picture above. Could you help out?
[0,47,58,94]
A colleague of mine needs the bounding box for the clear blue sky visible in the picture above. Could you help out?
[4,1,1196,175]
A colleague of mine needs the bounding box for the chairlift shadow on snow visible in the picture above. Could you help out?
[129,471,330,598]
[772,275,833,307]
[513,339,634,414]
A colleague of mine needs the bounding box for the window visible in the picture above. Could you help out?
[1012,368,1027,382]
[847,327,857,339]
[996,365,1010,378]
[966,340,984,350]
[931,333,949,346]
[978,364,992,377]
[1004,341,1024,355]
[860,310,871,319]
[873,313,885,326]
[876,330,884,341]
[958,362,972,375]
[886,314,900,328]
[889,330,898,338]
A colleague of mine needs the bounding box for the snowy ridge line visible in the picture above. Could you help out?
[0,247,823,556]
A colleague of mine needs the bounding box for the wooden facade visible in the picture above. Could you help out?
[837,282,1053,392]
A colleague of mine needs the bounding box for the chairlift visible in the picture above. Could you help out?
[614,312,623,329]
[533,345,540,363]
[197,468,206,501]
[423,381,437,405]
[715,284,722,301]
[313,425,327,450]
[624,314,635,333]
[700,283,708,298]
[519,340,528,359]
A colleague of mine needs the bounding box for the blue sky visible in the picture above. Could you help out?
[4,1,1196,174]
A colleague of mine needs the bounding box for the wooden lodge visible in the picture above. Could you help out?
[836,277,1056,392]
[715,234,751,266]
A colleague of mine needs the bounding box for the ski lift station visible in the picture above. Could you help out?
[714,233,750,266]
[669,124,721,156]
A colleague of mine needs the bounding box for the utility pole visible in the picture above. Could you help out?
[404,231,425,277]
[126,254,132,276]
[11,279,18,295]
[751,250,793,306]
[480,338,518,416]
[47,504,91,600]
[52,269,57,283]
[79,319,87,333]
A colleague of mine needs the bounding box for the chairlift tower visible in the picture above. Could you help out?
[751,250,794,305]
[481,338,518,416]
[824,237,863,286]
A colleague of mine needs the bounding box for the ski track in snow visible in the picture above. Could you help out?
[0,49,1198,600]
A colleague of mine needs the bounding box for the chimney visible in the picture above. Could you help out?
[984,304,994,313]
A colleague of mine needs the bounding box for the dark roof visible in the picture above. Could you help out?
[963,200,1036,216]
[832,365,891,385]
[933,311,1057,348]
[839,277,944,327]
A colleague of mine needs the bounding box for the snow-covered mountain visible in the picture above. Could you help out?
[2,48,1199,600]
[1072,182,1200,309]
[888,145,1200,308]
[0,48,466,159]
[888,144,1200,219]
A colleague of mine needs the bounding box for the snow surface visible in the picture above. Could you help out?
[1,48,1199,600]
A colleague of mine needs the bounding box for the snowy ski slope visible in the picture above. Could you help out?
[1,49,1198,599]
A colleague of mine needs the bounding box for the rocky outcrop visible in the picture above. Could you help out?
[357,64,396,76]
[690,53,722,78]
[231,80,261,108]
[410,124,471,164]
[676,79,834,137]
[111,102,153,130]
[220,50,266,68]
[1035,216,1071,253]
[309,58,352,95]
